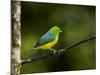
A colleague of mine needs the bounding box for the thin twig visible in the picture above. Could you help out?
[64,35,96,51]
[21,35,96,65]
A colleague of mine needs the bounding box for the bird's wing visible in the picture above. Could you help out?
[34,31,55,48]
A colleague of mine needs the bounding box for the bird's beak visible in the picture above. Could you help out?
[59,30,62,32]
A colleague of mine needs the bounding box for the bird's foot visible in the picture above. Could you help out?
[50,48,60,55]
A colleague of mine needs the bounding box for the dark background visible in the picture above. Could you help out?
[21,1,96,74]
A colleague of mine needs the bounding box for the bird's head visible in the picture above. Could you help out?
[50,26,62,36]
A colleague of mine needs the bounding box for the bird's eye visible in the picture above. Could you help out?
[57,29,59,31]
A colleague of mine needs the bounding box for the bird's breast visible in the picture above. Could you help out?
[37,36,58,50]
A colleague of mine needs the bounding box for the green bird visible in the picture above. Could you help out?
[33,26,62,53]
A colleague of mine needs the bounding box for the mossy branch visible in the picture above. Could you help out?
[21,35,96,65]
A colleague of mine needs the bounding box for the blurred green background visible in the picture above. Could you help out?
[21,1,96,74]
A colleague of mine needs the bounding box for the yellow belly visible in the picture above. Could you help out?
[36,37,58,50]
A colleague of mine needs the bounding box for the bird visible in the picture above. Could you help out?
[33,26,62,54]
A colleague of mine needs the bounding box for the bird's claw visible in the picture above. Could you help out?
[53,50,57,55]
[50,48,60,55]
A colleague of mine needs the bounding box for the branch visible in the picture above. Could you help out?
[21,36,96,65]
